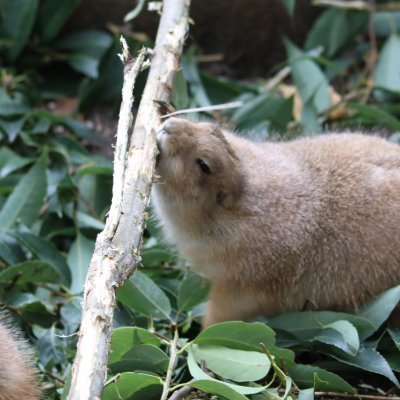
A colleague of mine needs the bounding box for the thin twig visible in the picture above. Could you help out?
[312,0,370,9]
[103,373,121,388]
[315,392,400,400]
[265,66,291,92]
[361,0,377,103]
[43,370,65,385]
[169,384,193,400]
[318,88,367,118]
[67,46,149,400]
[196,53,224,63]
[312,0,400,10]
[105,41,149,239]
[54,332,79,339]
[160,101,243,119]
[161,327,179,400]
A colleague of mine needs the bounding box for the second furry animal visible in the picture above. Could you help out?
[152,117,400,327]
[0,318,40,399]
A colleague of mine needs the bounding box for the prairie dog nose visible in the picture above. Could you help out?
[160,117,184,135]
[157,118,181,150]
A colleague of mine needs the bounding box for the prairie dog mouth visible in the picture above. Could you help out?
[156,127,168,162]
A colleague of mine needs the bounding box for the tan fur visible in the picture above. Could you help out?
[152,117,400,327]
[0,318,40,400]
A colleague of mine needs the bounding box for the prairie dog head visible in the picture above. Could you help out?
[155,117,243,209]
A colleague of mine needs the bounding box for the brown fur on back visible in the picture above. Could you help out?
[153,117,400,327]
[0,318,40,400]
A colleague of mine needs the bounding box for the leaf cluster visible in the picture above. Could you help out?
[105,269,400,399]
[172,1,400,137]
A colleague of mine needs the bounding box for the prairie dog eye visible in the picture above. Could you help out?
[196,158,211,174]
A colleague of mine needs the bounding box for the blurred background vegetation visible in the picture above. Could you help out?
[0,0,400,399]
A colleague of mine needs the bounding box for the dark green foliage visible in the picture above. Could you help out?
[1,0,400,398]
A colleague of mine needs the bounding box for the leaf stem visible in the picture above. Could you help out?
[161,327,179,400]
[168,384,193,400]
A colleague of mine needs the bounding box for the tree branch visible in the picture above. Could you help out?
[67,1,192,398]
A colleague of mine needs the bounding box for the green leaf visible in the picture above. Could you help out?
[141,237,176,267]
[57,30,113,52]
[0,0,39,61]
[281,0,295,16]
[0,260,61,284]
[13,232,71,285]
[314,321,359,355]
[329,347,399,387]
[67,232,94,294]
[195,321,275,351]
[299,388,314,400]
[117,270,172,320]
[348,102,400,131]
[77,165,113,176]
[36,0,81,42]
[109,344,169,374]
[109,327,161,363]
[28,112,97,139]
[182,48,212,108]
[388,329,400,351]
[36,325,67,367]
[0,118,25,142]
[359,285,400,337]
[305,9,367,57]
[269,311,375,342]
[68,54,99,79]
[76,173,112,218]
[232,92,293,132]
[374,11,400,38]
[31,116,51,135]
[285,39,330,108]
[0,234,25,264]
[385,351,400,373]
[189,380,249,400]
[271,346,296,365]
[102,372,163,400]
[287,364,355,393]
[57,31,113,79]
[284,39,331,130]
[9,294,56,327]
[187,347,265,396]
[374,34,400,94]
[191,344,271,382]
[372,10,400,38]
[74,211,105,230]
[177,272,210,313]
[202,73,251,104]
[311,328,352,355]
[172,69,190,110]
[0,147,33,178]
[60,298,82,334]
[0,90,29,117]
[0,149,47,230]
[78,38,123,110]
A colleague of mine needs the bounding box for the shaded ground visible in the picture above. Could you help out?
[67,0,319,77]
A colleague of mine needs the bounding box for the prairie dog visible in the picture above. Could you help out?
[152,117,400,327]
[0,318,40,399]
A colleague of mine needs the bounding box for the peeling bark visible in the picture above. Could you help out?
[67,1,192,398]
